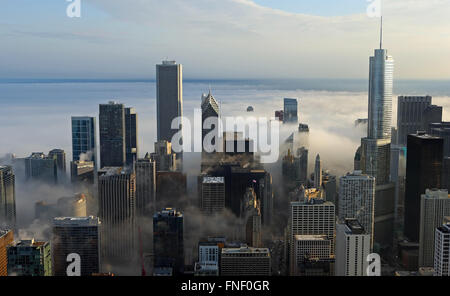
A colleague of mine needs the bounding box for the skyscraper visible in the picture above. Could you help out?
[405,133,443,242]
[135,157,156,216]
[430,122,450,158]
[434,223,450,276]
[24,152,58,183]
[422,105,443,133]
[283,98,298,124]
[0,229,13,276]
[125,107,138,165]
[0,166,16,229]
[71,116,97,167]
[288,197,335,274]
[335,219,371,276]
[396,96,432,146]
[156,60,183,143]
[99,102,126,168]
[153,208,184,275]
[98,167,136,260]
[52,216,101,276]
[201,91,220,155]
[201,177,225,215]
[7,239,51,276]
[418,189,450,267]
[338,171,375,247]
[314,154,322,189]
[360,19,396,250]
[48,149,66,174]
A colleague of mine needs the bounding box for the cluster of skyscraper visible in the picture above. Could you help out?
[1,19,450,277]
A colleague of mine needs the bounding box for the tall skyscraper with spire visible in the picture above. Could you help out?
[360,18,396,250]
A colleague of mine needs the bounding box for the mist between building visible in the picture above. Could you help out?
[169,110,280,164]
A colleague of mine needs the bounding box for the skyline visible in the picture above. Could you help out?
[2,0,450,79]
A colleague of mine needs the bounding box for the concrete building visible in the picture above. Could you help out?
[153,208,184,275]
[70,160,95,185]
[419,189,450,267]
[7,239,51,276]
[405,133,443,242]
[201,177,225,215]
[0,166,16,229]
[0,229,13,276]
[396,96,432,146]
[434,223,450,276]
[338,171,375,247]
[335,219,371,276]
[52,216,100,276]
[220,246,271,276]
[241,188,262,248]
[293,235,333,276]
[35,194,87,221]
[156,60,183,143]
[98,167,136,261]
[289,195,335,274]
[72,116,97,168]
[194,239,222,276]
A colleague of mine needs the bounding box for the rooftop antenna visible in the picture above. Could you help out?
[380,16,383,49]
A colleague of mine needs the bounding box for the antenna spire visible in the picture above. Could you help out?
[380,16,383,49]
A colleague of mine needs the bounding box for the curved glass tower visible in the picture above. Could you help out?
[368,49,394,140]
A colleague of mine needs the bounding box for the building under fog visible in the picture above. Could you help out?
[98,167,136,261]
[153,208,184,275]
[52,216,100,276]
[0,166,16,229]
[7,239,51,276]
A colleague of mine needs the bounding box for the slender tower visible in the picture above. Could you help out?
[360,17,396,249]
[314,154,322,189]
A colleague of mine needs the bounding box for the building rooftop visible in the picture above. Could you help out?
[222,246,270,255]
[343,219,366,235]
[53,216,100,227]
[410,132,442,140]
[154,208,183,218]
[13,239,47,248]
[294,235,327,241]
[0,229,11,238]
[203,177,225,184]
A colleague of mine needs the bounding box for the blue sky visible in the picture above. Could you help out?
[1,0,450,79]
[253,0,367,16]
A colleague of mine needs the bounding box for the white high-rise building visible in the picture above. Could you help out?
[289,197,335,274]
[335,219,371,276]
[419,189,450,267]
[434,223,450,276]
[314,154,322,189]
[338,171,375,248]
